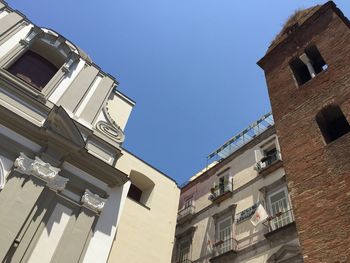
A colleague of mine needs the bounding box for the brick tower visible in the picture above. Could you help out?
[258,1,350,262]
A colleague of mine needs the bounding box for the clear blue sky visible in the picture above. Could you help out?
[6,0,350,185]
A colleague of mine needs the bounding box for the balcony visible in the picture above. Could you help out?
[210,238,237,262]
[256,150,282,176]
[264,209,297,240]
[208,181,233,204]
[177,205,195,224]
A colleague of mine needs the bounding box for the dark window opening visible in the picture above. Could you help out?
[7,50,59,91]
[290,57,311,85]
[290,45,327,86]
[316,105,350,144]
[127,183,143,203]
[262,147,278,166]
[305,45,327,74]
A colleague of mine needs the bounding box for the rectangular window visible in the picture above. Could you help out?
[256,139,281,172]
[177,239,191,263]
[127,184,142,203]
[268,188,293,230]
[184,197,194,209]
[290,45,327,86]
[217,217,232,254]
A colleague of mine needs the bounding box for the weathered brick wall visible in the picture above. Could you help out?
[259,3,350,263]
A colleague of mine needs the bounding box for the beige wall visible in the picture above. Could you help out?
[174,133,299,262]
[107,90,135,131]
[108,150,180,263]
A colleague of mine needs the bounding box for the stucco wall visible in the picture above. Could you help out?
[174,133,299,263]
[108,150,180,263]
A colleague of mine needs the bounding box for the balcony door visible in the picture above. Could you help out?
[268,188,293,230]
[178,239,190,263]
[217,217,232,254]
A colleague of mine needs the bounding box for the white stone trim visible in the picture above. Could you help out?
[81,189,106,213]
[13,153,68,191]
[14,152,33,175]
[82,182,130,263]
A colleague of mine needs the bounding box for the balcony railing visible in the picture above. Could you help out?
[209,181,233,201]
[212,238,237,257]
[256,151,282,173]
[264,209,295,232]
[177,205,195,222]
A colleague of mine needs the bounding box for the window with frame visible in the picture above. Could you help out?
[268,187,294,231]
[7,50,59,91]
[255,139,281,172]
[211,173,233,198]
[177,239,191,263]
[216,216,233,255]
[178,196,195,220]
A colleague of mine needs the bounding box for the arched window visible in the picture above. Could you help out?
[3,28,81,95]
[7,39,66,91]
[316,105,350,143]
[8,50,58,91]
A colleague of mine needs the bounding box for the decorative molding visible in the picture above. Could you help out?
[98,101,125,143]
[14,152,34,175]
[13,152,68,191]
[81,189,106,213]
[31,156,61,181]
[96,121,125,143]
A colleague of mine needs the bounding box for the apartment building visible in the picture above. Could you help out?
[0,2,179,262]
[258,1,350,262]
[173,113,303,263]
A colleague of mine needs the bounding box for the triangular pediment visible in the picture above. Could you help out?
[44,106,85,148]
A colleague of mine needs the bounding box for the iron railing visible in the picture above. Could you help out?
[177,205,195,221]
[209,181,233,201]
[256,150,282,172]
[212,238,237,256]
[264,209,295,232]
[208,112,274,162]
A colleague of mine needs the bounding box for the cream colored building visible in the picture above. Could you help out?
[173,113,303,263]
[0,2,179,262]
[109,149,180,263]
